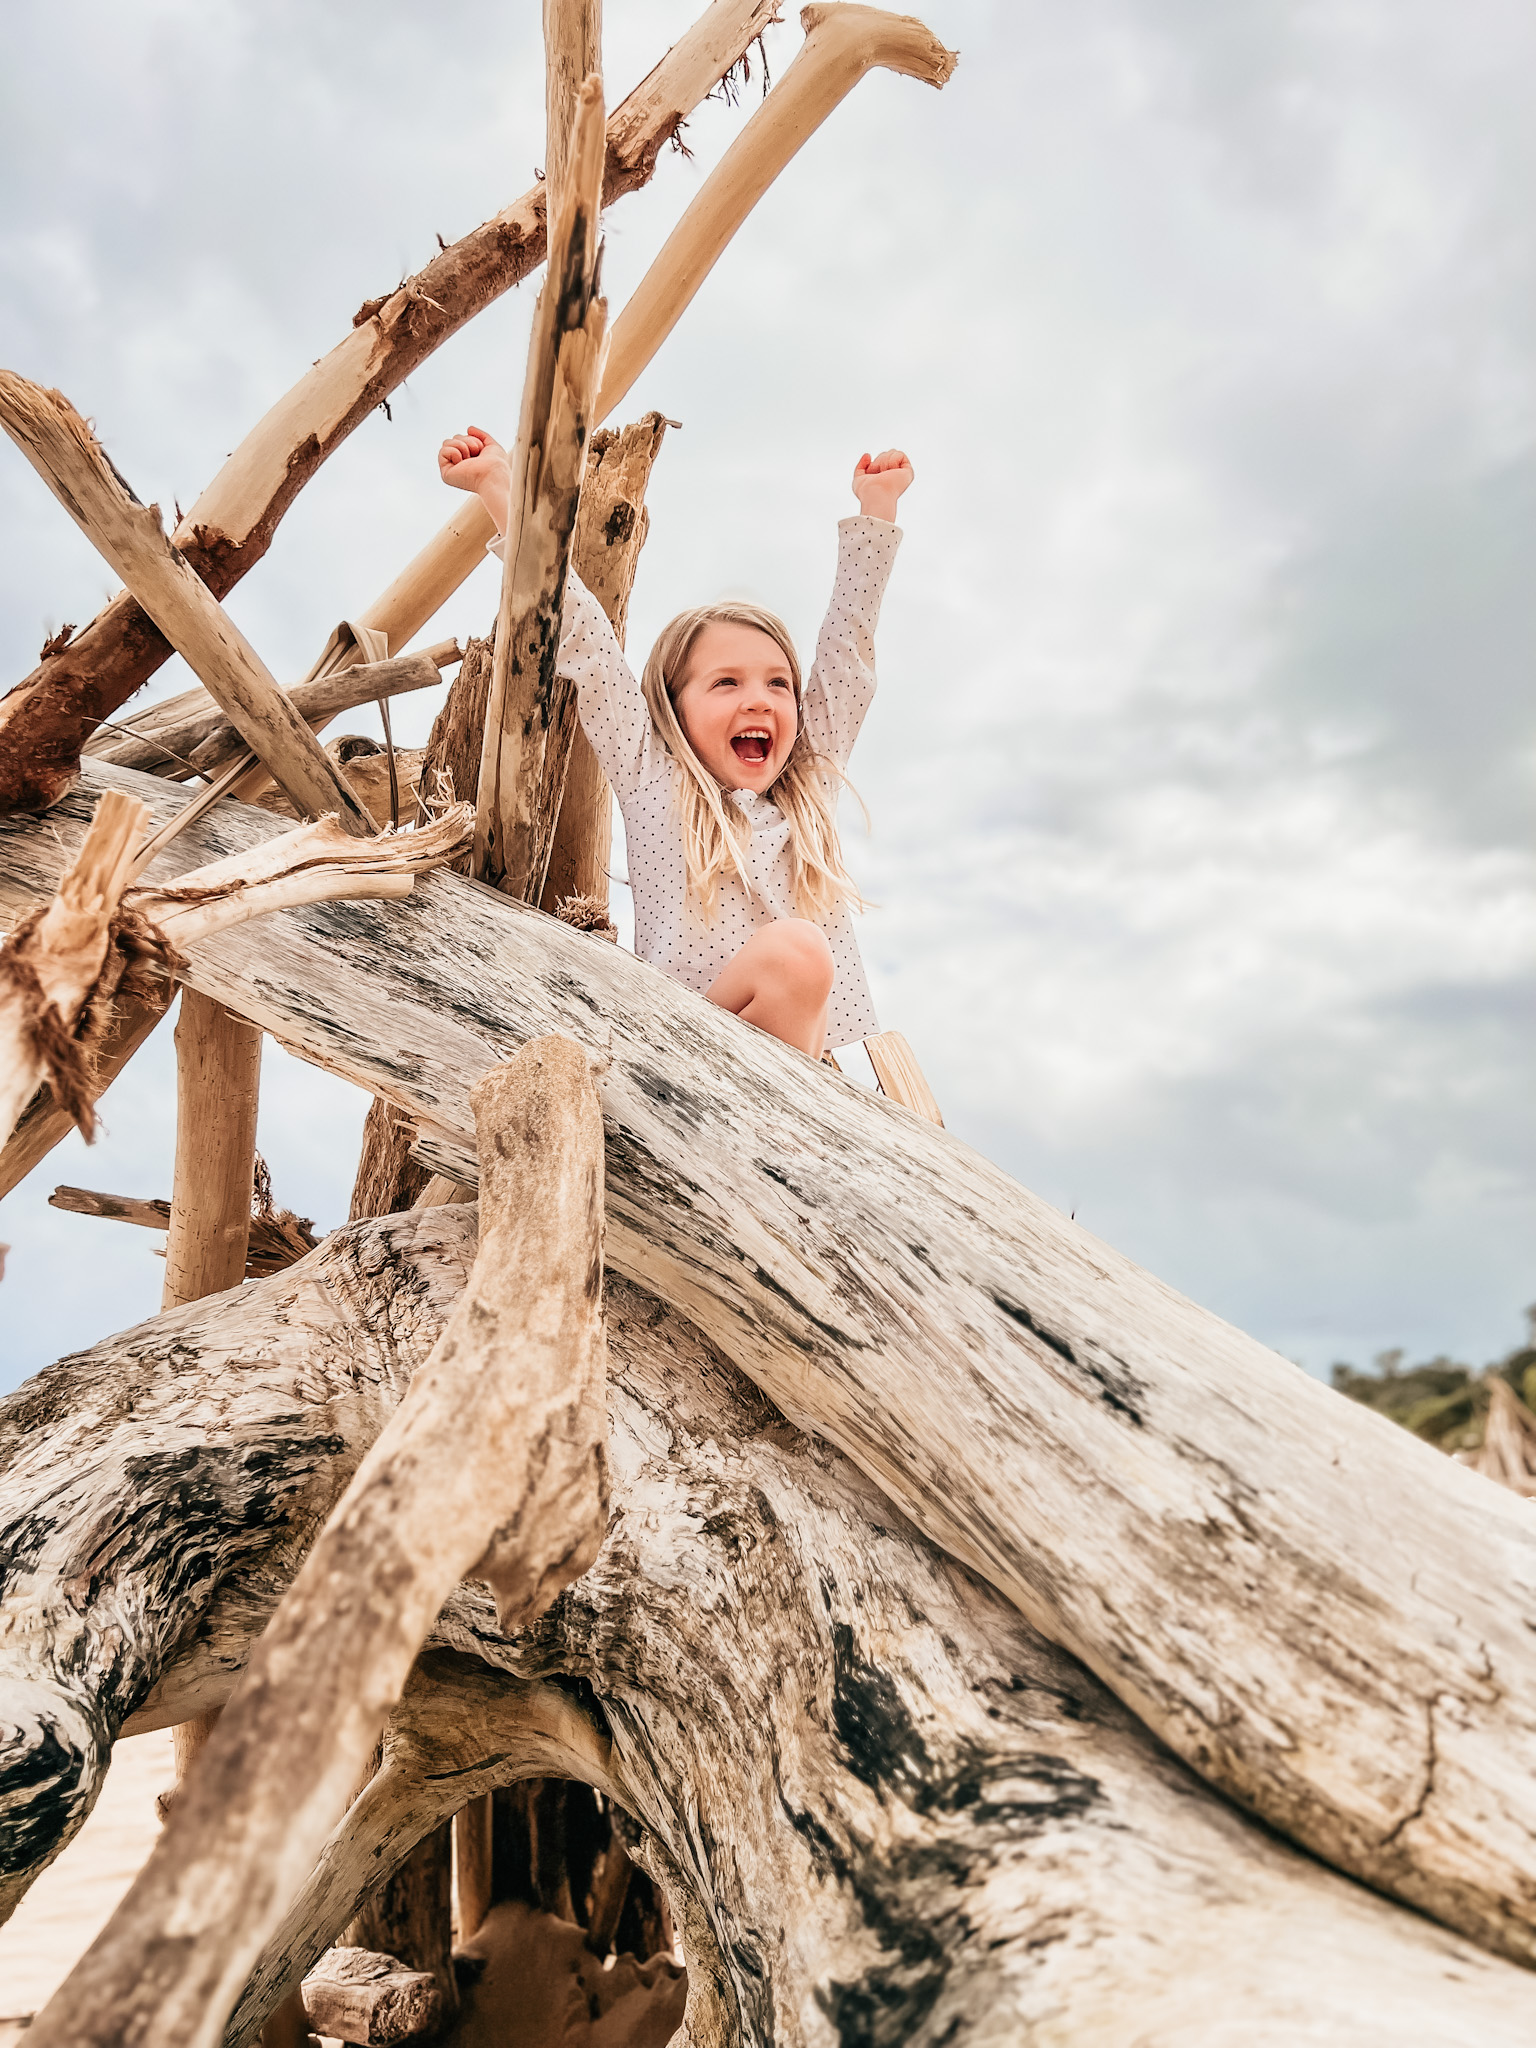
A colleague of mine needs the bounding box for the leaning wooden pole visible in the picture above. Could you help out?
[0,0,782,816]
[313,3,958,674]
[541,412,670,916]
[25,1036,609,2048]
[474,75,609,899]
[161,992,262,1312]
[0,378,373,834]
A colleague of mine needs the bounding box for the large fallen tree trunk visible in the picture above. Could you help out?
[0,0,781,814]
[5,765,1536,1968]
[1,1215,1530,2045]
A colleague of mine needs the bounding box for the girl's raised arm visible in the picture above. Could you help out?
[800,450,911,766]
[439,425,656,801]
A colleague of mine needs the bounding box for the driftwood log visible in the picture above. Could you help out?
[1,1210,1531,2044]
[0,0,782,813]
[5,766,1536,1973]
[20,1038,608,2048]
[475,75,609,899]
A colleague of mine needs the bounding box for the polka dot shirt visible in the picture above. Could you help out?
[556,515,902,1048]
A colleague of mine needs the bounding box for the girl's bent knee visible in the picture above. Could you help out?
[772,920,835,995]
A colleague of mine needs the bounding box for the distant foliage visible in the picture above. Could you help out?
[1332,1308,1536,1455]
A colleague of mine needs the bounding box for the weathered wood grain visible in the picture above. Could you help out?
[541,413,670,918]
[20,1039,608,2048]
[6,1217,1534,2044]
[161,992,262,1310]
[6,766,1536,1967]
[475,76,608,900]
[0,0,782,813]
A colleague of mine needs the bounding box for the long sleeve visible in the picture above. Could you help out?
[555,573,660,803]
[799,515,903,768]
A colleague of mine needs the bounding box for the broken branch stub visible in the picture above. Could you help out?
[0,377,373,834]
[475,75,609,900]
[0,0,783,813]
[22,1035,609,2048]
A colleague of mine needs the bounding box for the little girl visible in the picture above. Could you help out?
[438,427,913,1060]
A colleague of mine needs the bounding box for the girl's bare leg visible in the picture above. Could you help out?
[706,922,834,1059]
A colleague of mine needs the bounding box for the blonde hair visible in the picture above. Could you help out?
[640,602,868,921]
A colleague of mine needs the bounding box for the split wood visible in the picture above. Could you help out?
[0,376,373,835]
[0,0,782,813]
[20,1037,609,2048]
[49,1182,316,1277]
[3,1215,1533,2044]
[6,764,1535,1967]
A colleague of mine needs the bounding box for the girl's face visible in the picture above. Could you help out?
[672,621,797,793]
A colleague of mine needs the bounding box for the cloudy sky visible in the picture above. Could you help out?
[2,0,1532,1389]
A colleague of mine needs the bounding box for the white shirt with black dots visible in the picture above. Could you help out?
[555,514,902,1048]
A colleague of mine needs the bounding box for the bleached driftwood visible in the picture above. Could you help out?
[0,788,150,1146]
[303,3,957,683]
[3,1215,1532,2046]
[83,644,460,780]
[0,0,782,813]
[48,1182,317,1276]
[6,765,1536,1968]
[161,990,263,1310]
[542,412,670,916]
[597,2,958,420]
[22,1038,608,2048]
[475,76,608,900]
[544,0,603,228]
[0,376,373,834]
[299,1949,442,2046]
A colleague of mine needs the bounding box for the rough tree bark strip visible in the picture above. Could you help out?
[0,788,147,1145]
[0,377,373,834]
[304,2,957,678]
[596,3,959,421]
[0,0,783,814]
[475,76,609,900]
[541,412,670,917]
[6,768,1536,1967]
[0,983,170,1199]
[161,991,263,1310]
[22,1038,608,2048]
[4,1219,1533,2044]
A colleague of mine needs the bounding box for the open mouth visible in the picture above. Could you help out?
[730,730,772,765]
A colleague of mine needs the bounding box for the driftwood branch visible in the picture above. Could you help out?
[474,76,608,900]
[0,0,782,814]
[22,1037,608,2048]
[300,2,957,680]
[161,991,262,1309]
[4,1218,1533,2043]
[7,767,1536,1969]
[544,0,604,228]
[597,2,958,420]
[48,1182,317,1276]
[0,376,374,834]
[0,980,170,1199]
[85,643,460,781]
